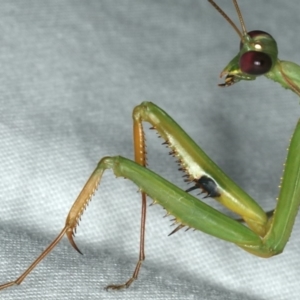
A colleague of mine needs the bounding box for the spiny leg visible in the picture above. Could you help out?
[0,101,263,291]
[0,101,271,291]
[104,100,272,289]
[0,102,150,291]
[0,159,105,290]
[1,102,300,290]
[131,102,268,236]
[0,152,252,291]
[107,102,300,259]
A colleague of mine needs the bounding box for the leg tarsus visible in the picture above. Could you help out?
[105,259,144,290]
[0,227,67,291]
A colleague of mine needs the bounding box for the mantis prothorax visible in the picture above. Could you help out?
[1,0,300,292]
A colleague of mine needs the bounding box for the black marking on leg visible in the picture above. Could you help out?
[185,175,220,198]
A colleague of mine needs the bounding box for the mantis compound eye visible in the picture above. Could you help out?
[239,30,272,49]
[239,30,273,75]
[239,51,272,75]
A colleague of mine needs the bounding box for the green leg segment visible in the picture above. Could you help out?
[71,102,300,258]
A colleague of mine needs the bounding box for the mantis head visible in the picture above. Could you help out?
[208,0,279,87]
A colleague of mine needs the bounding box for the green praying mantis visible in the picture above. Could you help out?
[1,0,300,293]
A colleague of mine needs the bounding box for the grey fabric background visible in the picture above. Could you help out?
[0,0,299,299]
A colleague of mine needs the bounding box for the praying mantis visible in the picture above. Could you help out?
[1,0,300,297]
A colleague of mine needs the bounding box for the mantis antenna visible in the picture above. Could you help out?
[208,0,248,39]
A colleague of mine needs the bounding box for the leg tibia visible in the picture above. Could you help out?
[65,156,113,252]
[96,155,261,246]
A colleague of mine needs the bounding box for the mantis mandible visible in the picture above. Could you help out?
[1,0,300,292]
